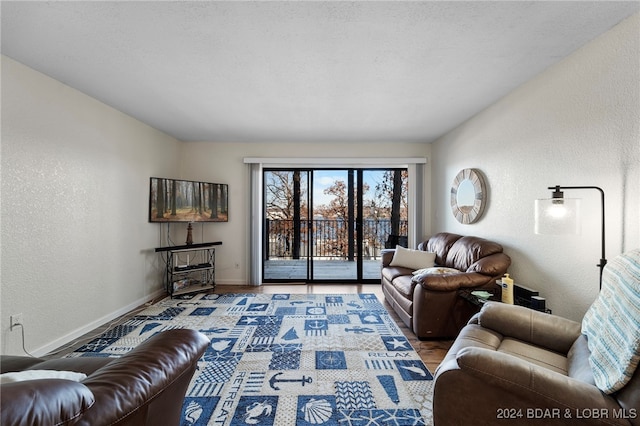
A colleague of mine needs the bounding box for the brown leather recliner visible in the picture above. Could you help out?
[1,328,210,426]
[433,248,640,426]
[381,232,511,339]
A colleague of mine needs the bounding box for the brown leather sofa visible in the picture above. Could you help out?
[1,328,210,426]
[381,232,511,339]
[434,303,640,426]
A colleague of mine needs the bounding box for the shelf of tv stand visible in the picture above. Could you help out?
[173,262,213,272]
[171,283,216,297]
[155,241,222,252]
[155,242,222,297]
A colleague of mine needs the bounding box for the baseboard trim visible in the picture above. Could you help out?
[215,279,251,285]
[32,289,166,357]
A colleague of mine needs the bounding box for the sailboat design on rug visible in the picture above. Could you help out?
[68,293,434,425]
[281,326,299,341]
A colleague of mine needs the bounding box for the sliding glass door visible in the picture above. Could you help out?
[263,170,310,281]
[263,168,408,283]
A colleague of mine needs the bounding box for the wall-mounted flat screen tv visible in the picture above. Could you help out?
[149,177,228,222]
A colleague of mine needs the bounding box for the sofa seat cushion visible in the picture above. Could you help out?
[382,265,414,283]
[390,274,415,300]
[413,271,492,291]
[497,338,568,375]
[412,266,460,276]
[436,324,569,377]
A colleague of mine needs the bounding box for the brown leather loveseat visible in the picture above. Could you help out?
[1,328,210,426]
[381,232,511,339]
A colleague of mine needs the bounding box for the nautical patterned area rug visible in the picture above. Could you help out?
[68,293,434,425]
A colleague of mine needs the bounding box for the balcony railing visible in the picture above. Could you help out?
[265,219,408,260]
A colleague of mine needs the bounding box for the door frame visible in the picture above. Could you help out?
[245,157,427,285]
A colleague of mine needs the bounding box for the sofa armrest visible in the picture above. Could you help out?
[467,252,511,275]
[477,302,581,354]
[454,347,620,412]
[1,380,95,426]
[0,355,46,373]
[79,329,209,425]
[381,249,395,267]
[413,271,489,291]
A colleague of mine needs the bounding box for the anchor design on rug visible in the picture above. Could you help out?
[269,372,313,390]
[344,326,375,333]
[306,320,327,329]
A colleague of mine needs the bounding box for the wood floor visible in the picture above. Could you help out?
[47,284,453,373]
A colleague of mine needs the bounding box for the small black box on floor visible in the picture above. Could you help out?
[514,284,539,308]
[531,296,546,312]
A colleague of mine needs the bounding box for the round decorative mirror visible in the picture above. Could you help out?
[450,168,486,224]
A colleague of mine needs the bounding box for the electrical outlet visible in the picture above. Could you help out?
[10,313,23,331]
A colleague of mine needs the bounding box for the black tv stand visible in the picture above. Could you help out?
[155,242,222,297]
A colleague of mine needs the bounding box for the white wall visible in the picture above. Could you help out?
[178,141,432,284]
[431,13,639,321]
[1,56,182,355]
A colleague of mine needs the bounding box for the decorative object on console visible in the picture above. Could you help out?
[149,177,228,223]
[500,273,514,304]
[185,222,193,245]
[470,290,492,300]
[450,168,486,224]
[535,185,606,288]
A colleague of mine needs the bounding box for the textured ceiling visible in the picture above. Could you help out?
[2,1,638,143]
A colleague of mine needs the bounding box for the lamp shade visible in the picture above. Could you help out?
[534,198,581,234]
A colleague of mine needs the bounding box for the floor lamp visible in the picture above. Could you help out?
[535,185,606,289]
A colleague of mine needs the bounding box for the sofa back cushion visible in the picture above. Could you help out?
[421,233,462,266]
[445,236,505,273]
